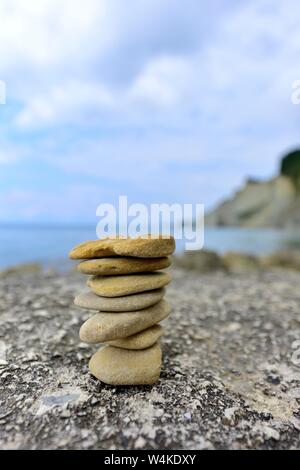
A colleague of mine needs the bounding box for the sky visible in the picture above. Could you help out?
[0,0,299,223]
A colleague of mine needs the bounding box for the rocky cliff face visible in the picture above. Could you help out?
[206,175,299,227]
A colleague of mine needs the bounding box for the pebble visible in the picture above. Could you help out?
[74,288,165,312]
[69,236,175,259]
[79,300,170,343]
[77,256,171,275]
[106,324,164,349]
[87,272,171,297]
[89,343,162,385]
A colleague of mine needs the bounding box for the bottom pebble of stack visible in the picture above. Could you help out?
[89,343,162,385]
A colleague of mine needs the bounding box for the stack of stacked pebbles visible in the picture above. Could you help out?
[69,236,175,385]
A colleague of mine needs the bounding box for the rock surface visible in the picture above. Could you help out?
[174,250,224,272]
[74,288,165,312]
[89,344,162,385]
[77,257,171,275]
[87,272,171,297]
[79,300,170,343]
[0,267,300,449]
[176,249,300,274]
[223,252,262,273]
[106,325,164,350]
[262,251,300,271]
[69,236,175,259]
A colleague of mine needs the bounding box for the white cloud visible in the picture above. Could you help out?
[14,56,194,128]
[0,0,109,69]
[2,0,298,133]
[15,81,115,128]
[129,55,192,108]
[0,0,230,126]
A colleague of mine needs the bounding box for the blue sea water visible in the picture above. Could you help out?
[0,225,300,269]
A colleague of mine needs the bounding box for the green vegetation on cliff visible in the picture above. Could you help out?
[280,149,300,188]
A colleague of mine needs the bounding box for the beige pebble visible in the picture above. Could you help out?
[79,300,170,343]
[106,324,164,349]
[89,343,162,385]
[74,288,165,312]
[87,272,171,297]
[77,256,171,275]
[69,235,175,259]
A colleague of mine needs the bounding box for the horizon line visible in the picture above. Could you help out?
[0,221,96,230]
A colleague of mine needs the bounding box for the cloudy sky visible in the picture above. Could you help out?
[0,0,299,223]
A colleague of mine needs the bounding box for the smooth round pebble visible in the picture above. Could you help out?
[106,324,164,349]
[77,256,171,275]
[74,288,165,312]
[89,343,162,385]
[87,272,171,297]
[79,299,171,343]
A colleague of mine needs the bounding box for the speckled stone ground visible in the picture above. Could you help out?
[0,267,299,450]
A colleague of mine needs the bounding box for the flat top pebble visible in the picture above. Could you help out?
[69,236,175,259]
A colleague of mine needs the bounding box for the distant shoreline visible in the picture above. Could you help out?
[0,226,300,270]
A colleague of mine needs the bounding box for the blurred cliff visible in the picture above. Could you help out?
[206,150,300,228]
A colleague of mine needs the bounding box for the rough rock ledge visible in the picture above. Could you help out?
[0,267,299,450]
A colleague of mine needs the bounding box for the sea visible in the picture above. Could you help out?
[1,224,300,270]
